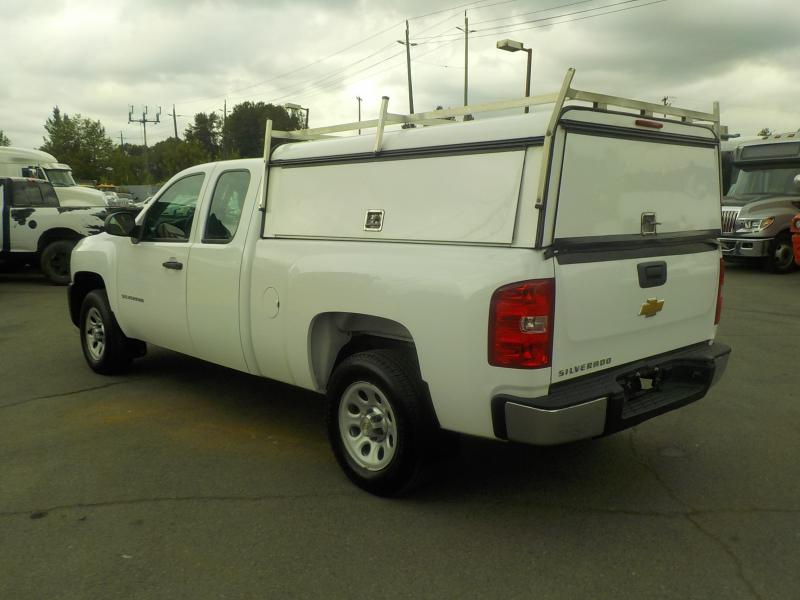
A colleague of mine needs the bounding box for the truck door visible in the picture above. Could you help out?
[6,180,59,252]
[544,109,722,384]
[114,172,206,355]
[185,167,257,372]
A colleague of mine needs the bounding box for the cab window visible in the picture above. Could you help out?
[11,181,45,207]
[203,170,251,243]
[141,174,204,242]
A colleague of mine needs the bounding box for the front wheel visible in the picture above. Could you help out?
[79,289,137,374]
[764,232,796,274]
[40,239,77,285]
[326,349,437,496]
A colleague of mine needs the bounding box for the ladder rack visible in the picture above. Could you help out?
[260,68,720,210]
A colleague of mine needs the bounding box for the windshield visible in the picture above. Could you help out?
[729,164,800,198]
[44,168,77,187]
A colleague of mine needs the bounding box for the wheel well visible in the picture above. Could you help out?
[37,228,83,253]
[309,312,419,392]
[69,272,105,326]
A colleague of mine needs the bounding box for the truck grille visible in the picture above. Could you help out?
[721,209,740,234]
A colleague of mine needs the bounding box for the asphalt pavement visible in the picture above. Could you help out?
[0,262,798,599]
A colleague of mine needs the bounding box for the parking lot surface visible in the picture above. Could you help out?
[1,264,798,599]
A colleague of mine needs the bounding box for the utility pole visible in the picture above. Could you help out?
[167,104,184,140]
[456,11,476,107]
[119,131,124,147]
[356,96,362,135]
[127,105,161,148]
[397,20,417,114]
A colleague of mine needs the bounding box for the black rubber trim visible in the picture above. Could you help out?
[560,106,718,148]
[1,181,9,253]
[560,120,719,149]
[492,341,731,440]
[535,131,565,249]
[544,231,720,264]
[269,136,544,168]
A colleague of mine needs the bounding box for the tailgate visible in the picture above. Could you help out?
[548,109,722,383]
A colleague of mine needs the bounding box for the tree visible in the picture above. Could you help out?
[224,101,302,159]
[757,127,772,136]
[0,130,10,146]
[184,112,221,159]
[147,138,210,182]
[40,107,114,182]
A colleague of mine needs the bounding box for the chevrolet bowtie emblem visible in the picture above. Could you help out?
[639,298,665,318]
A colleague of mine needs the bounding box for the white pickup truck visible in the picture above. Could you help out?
[1,177,107,283]
[68,70,730,495]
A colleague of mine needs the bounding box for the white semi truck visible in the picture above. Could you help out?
[0,147,107,207]
[68,70,731,495]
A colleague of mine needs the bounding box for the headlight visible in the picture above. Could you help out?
[735,217,775,233]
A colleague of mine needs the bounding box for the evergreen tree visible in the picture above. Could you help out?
[40,107,114,181]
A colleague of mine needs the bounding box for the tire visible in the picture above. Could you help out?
[79,289,136,374]
[764,232,796,274]
[325,349,438,496]
[40,239,77,285]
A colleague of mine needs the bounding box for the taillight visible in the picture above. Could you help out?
[715,258,724,325]
[790,215,800,233]
[488,279,555,369]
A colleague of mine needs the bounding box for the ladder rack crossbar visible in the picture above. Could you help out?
[263,68,720,157]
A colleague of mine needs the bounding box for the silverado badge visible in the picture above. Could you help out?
[639,298,665,318]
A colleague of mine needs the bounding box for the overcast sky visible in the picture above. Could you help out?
[2,0,798,151]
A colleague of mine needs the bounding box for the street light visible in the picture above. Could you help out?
[284,103,310,129]
[496,38,533,113]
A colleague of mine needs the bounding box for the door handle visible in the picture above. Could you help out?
[162,259,183,270]
[637,261,667,288]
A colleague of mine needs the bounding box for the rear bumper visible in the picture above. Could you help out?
[492,341,731,446]
[719,236,771,258]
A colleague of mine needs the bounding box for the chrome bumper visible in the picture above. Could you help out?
[492,342,731,446]
[719,237,771,258]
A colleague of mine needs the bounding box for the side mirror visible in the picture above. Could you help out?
[104,211,137,237]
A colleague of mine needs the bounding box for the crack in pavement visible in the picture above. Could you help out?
[0,380,134,410]
[628,428,765,600]
[0,491,352,518]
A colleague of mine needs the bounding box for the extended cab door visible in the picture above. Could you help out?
[114,172,207,355]
[543,108,722,383]
[185,165,258,372]
[5,179,61,252]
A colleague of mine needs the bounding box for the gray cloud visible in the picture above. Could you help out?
[1,0,797,150]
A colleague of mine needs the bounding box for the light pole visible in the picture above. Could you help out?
[356,96,362,135]
[496,39,533,113]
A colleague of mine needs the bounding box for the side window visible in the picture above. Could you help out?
[203,170,251,243]
[38,183,60,207]
[141,174,204,242]
[11,181,44,207]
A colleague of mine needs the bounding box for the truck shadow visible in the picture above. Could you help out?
[129,347,637,503]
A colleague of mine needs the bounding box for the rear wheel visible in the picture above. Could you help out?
[326,349,438,496]
[764,232,795,274]
[40,239,77,285]
[79,289,138,374]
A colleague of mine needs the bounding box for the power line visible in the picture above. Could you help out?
[180,0,667,116]
[417,0,648,42]
[175,0,509,107]
[264,0,668,106]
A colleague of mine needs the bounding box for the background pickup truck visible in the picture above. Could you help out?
[68,70,730,495]
[1,177,107,284]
